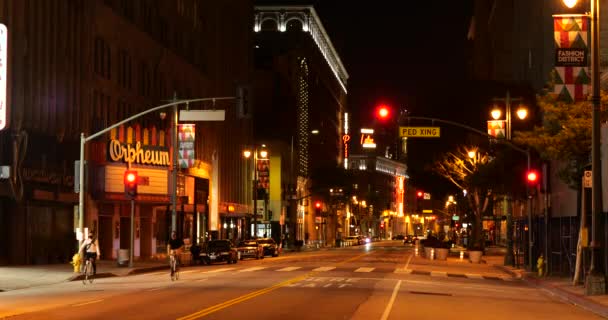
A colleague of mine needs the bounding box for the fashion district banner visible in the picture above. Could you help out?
[552,14,590,102]
[178,124,195,168]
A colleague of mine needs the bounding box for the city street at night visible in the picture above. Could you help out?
[0,242,600,320]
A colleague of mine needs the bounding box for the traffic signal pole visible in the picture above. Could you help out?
[77,97,234,246]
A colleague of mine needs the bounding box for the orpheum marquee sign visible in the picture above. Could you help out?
[108,139,170,166]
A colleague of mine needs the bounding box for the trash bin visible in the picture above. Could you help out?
[117,249,129,267]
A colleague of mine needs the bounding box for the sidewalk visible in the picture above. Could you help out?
[0,259,167,292]
[490,255,608,318]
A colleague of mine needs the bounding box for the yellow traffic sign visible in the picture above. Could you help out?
[399,127,440,138]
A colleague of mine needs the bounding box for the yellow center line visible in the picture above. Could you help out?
[176,252,370,320]
[72,299,104,307]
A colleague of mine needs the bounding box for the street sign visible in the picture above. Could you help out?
[399,126,440,138]
[584,170,592,188]
[179,110,225,121]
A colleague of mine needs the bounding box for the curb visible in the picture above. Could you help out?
[68,265,168,281]
[68,272,117,281]
[492,264,523,279]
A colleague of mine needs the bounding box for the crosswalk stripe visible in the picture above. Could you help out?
[205,267,235,273]
[431,271,448,277]
[465,273,484,279]
[312,266,336,272]
[238,267,267,272]
[277,267,302,272]
[354,267,375,273]
[394,268,412,274]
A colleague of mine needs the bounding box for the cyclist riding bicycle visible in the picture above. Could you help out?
[79,232,101,275]
[167,231,184,267]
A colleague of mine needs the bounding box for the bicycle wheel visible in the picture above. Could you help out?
[82,261,90,285]
[86,260,94,284]
[87,262,95,284]
[170,257,177,281]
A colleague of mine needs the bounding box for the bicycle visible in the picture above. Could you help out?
[169,250,179,281]
[82,256,95,284]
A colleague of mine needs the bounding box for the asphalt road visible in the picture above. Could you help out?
[0,241,601,320]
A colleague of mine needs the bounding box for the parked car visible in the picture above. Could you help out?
[237,240,264,260]
[257,238,279,257]
[200,240,238,264]
[392,234,405,240]
[403,235,414,244]
[345,236,360,245]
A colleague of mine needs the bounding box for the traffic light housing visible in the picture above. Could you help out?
[314,201,322,215]
[124,170,138,200]
[376,104,391,121]
[526,170,539,185]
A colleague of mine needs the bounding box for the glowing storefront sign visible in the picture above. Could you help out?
[108,140,170,166]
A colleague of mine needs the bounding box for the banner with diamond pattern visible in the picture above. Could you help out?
[552,14,590,102]
[178,124,195,168]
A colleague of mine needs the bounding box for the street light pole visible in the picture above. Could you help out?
[587,0,605,295]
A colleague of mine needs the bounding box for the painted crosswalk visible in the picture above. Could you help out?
[177,266,515,281]
[277,267,302,272]
[312,267,336,272]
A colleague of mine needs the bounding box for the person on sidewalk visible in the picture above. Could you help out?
[79,232,101,275]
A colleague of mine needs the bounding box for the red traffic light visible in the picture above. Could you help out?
[315,201,322,209]
[416,191,423,198]
[124,170,138,200]
[125,171,137,184]
[526,170,539,183]
[376,105,391,120]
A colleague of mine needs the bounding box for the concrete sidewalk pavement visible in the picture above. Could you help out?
[0,260,168,292]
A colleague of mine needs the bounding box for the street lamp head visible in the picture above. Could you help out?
[259,150,268,159]
[467,150,476,159]
[516,107,528,120]
[243,150,252,158]
[491,108,502,120]
[563,0,578,8]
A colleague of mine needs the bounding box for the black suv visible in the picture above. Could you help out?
[257,238,279,257]
[200,240,238,264]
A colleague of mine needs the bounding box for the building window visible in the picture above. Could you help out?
[118,49,132,89]
[94,36,111,79]
[121,0,134,21]
[139,62,151,97]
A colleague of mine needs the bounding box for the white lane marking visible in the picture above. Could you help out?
[431,271,448,277]
[181,270,197,274]
[238,267,267,272]
[313,267,336,272]
[465,273,484,279]
[196,278,209,282]
[354,267,375,273]
[204,267,235,273]
[404,253,413,270]
[149,272,166,276]
[277,267,302,272]
[394,268,412,274]
[72,299,104,307]
[380,280,402,320]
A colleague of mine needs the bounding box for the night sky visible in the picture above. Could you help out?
[257,1,478,197]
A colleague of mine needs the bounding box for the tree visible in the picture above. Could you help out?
[434,146,492,250]
[434,145,527,250]
[512,93,600,190]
